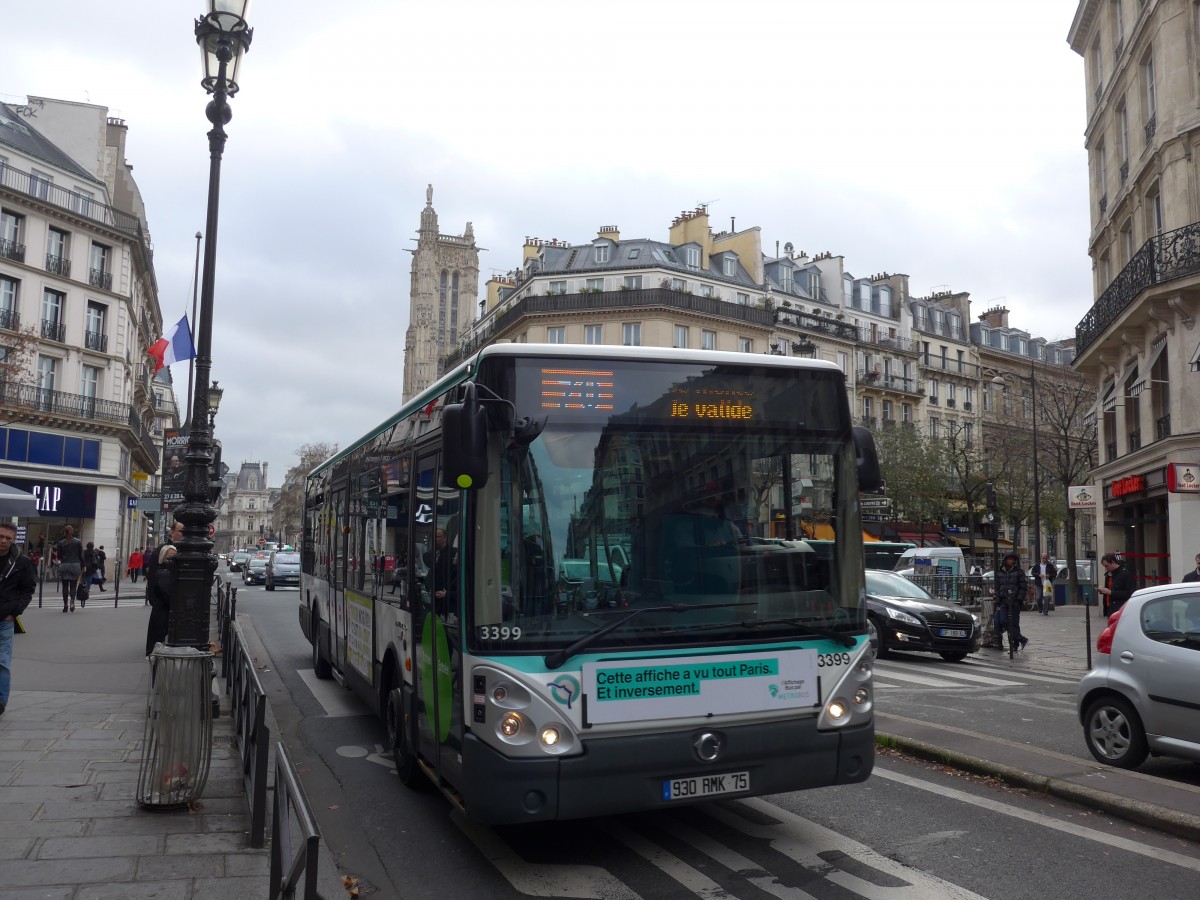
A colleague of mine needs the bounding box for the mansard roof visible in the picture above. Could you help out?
[0,103,104,186]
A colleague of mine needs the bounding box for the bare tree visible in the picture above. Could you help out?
[273,442,338,543]
[0,326,40,423]
[871,423,943,541]
[938,423,992,560]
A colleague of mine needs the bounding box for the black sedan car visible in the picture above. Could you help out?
[866,569,981,662]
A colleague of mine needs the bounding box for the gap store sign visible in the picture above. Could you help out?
[1,477,97,518]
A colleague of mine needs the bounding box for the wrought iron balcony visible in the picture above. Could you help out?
[0,308,18,331]
[1128,429,1141,452]
[859,416,877,429]
[1119,159,1128,183]
[1094,82,1103,103]
[1077,219,1200,354]
[45,254,71,277]
[1099,194,1108,215]
[1114,37,1124,60]
[40,319,66,342]
[857,328,918,354]
[88,268,112,290]
[1144,113,1156,143]
[0,237,25,262]
[84,330,108,353]
[1106,441,1117,462]
[882,416,896,428]
[1156,414,1171,440]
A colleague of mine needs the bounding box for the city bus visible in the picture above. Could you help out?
[299,343,882,823]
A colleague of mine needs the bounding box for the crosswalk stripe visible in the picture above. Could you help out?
[871,669,991,687]
[596,819,728,898]
[951,660,1083,684]
[873,665,1024,687]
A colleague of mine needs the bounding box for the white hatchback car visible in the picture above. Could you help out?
[1076,583,1200,768]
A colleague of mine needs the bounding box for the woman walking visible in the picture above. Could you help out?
[54,526,84,612]
[128,547,144,583]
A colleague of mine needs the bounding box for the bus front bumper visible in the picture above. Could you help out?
[459,717,874,824]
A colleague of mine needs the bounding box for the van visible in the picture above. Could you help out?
[892,546,965,576]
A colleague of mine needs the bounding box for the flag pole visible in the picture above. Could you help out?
[185,231,202,425]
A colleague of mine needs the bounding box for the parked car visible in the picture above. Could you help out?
[242,553,269,585]
[229,550,251,573]
[265,550,300,591]
[557,557,621,614]
[865,568,982,662]
[1076,583,1200,769]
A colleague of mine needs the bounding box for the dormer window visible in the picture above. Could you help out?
[722,256,736,277]
[594,244,610,264]
[686,247,700,268]
[913,305,927,331]
[628,248,640,260]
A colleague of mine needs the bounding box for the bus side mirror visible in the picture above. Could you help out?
[442,383,489,490]
[852,426,882,493]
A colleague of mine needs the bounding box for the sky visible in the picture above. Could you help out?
[1,0,1092,486]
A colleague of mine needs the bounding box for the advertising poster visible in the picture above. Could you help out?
[161,428,190,515]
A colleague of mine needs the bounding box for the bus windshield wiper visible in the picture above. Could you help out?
[544,602,755,670]
[674,617,857,648]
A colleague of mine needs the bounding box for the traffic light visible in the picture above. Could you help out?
[986,482,996,512]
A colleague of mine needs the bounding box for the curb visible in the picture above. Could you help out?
[877,730,1200,844]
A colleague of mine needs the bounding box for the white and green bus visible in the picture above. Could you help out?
[299,343,881,823]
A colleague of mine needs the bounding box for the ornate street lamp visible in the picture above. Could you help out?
[167,3,252,648]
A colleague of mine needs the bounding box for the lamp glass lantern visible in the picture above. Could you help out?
[207,380,224,418]
[197,1,253,96]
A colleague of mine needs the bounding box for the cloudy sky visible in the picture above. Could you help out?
[1,0,1091,485]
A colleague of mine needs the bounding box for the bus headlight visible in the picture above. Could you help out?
[499,713,522,737]
[539,725,561,747]
[826,699,848,722]
[854,687,870,706]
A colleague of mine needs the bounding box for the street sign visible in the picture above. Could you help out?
[859,497,892,510]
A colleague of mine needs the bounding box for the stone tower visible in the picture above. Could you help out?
[402,185,480,402]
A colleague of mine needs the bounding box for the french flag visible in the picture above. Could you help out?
[146,315,196,374]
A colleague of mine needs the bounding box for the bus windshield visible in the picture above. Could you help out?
[468,356,864,656]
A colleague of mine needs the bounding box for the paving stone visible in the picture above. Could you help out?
[0,803,41,822]
[58,739,131,751]
[0,838,34,860]
[0,887,73,899]
[38,800,141,820]
[135,854,225,881]
[76,881,189,900]
[1,785,99,802]
[0,821,85,839]
[199,815,253,835]
[6,771,91,787]
[0,752,47,763]
[221,853,270,877]
[42,750,127,763]
[88,815,200,837]
[186,875,270,899]
[164,832,258,855]
[17,760,101,773]
[0,856,136,888]
[36,834,162,859]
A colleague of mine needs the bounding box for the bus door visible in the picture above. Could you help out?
[330,483,348,674]
[411,451,464,785]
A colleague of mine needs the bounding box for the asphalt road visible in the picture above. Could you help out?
[230,578,1200,899]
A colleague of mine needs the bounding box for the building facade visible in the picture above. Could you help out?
[1070,0,1200,586]
[401,185,479,402]
[0,96,167,563]
[212,461,275,553]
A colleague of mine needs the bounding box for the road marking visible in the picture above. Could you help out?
[454,812,641,899]
[710,798,988,899]
[872,766,1200,873]
[878,659,1075,686]
[873,664,1024,687]
[597,818,730,899]
[297,668,370,717]
[872,669,994,688]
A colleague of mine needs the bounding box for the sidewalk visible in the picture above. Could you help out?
[876,602,1200,843]
[0,600,270,898]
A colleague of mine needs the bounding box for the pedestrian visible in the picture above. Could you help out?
[0,521,37,717]
[994,551,1029,654]
[1030,552,1059,615]
[94,545,107,591]
[1182,553,1200,583]
[1098,553,1135,617]
[54,526,84,613]
[145,520,183,656]
[128,547,144,583]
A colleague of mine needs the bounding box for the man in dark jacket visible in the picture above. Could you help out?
[1182,553,1200,583]
[1099,553,1135,616]
[0,521,38,716]
[994,551,1029,654]
[145,520,183,656]
[1030,552,1059,616]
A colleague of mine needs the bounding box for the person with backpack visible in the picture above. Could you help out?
[144,520,183,656]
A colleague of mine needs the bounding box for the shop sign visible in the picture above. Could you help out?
[0,477,97,518]
[1069,485,1098,510]
[1167,463,1200,494]
[1110,475,1146,498]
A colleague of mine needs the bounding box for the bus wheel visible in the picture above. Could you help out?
[312,611,332,679]
[386,681,421,788]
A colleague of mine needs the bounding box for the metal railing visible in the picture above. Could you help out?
[84,330,108,352]
[216,579,237,680]
[0,161,150,249]
[270,741,329,900]
[40,319,66,342]
[89,268,112,290]
[0,237,24,262]
[1076,219,1200,355]
[1156,414,1171,440]
[226,617,268,848]
[45,254,71,276]
[0,308,19,331]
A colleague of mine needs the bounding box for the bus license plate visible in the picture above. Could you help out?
[939,628,967,638]
[663,771,749,801]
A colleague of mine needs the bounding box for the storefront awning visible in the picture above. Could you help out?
[1190,340,1200,373]
[947,533,1014,550]
[1130,336,1168,397]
